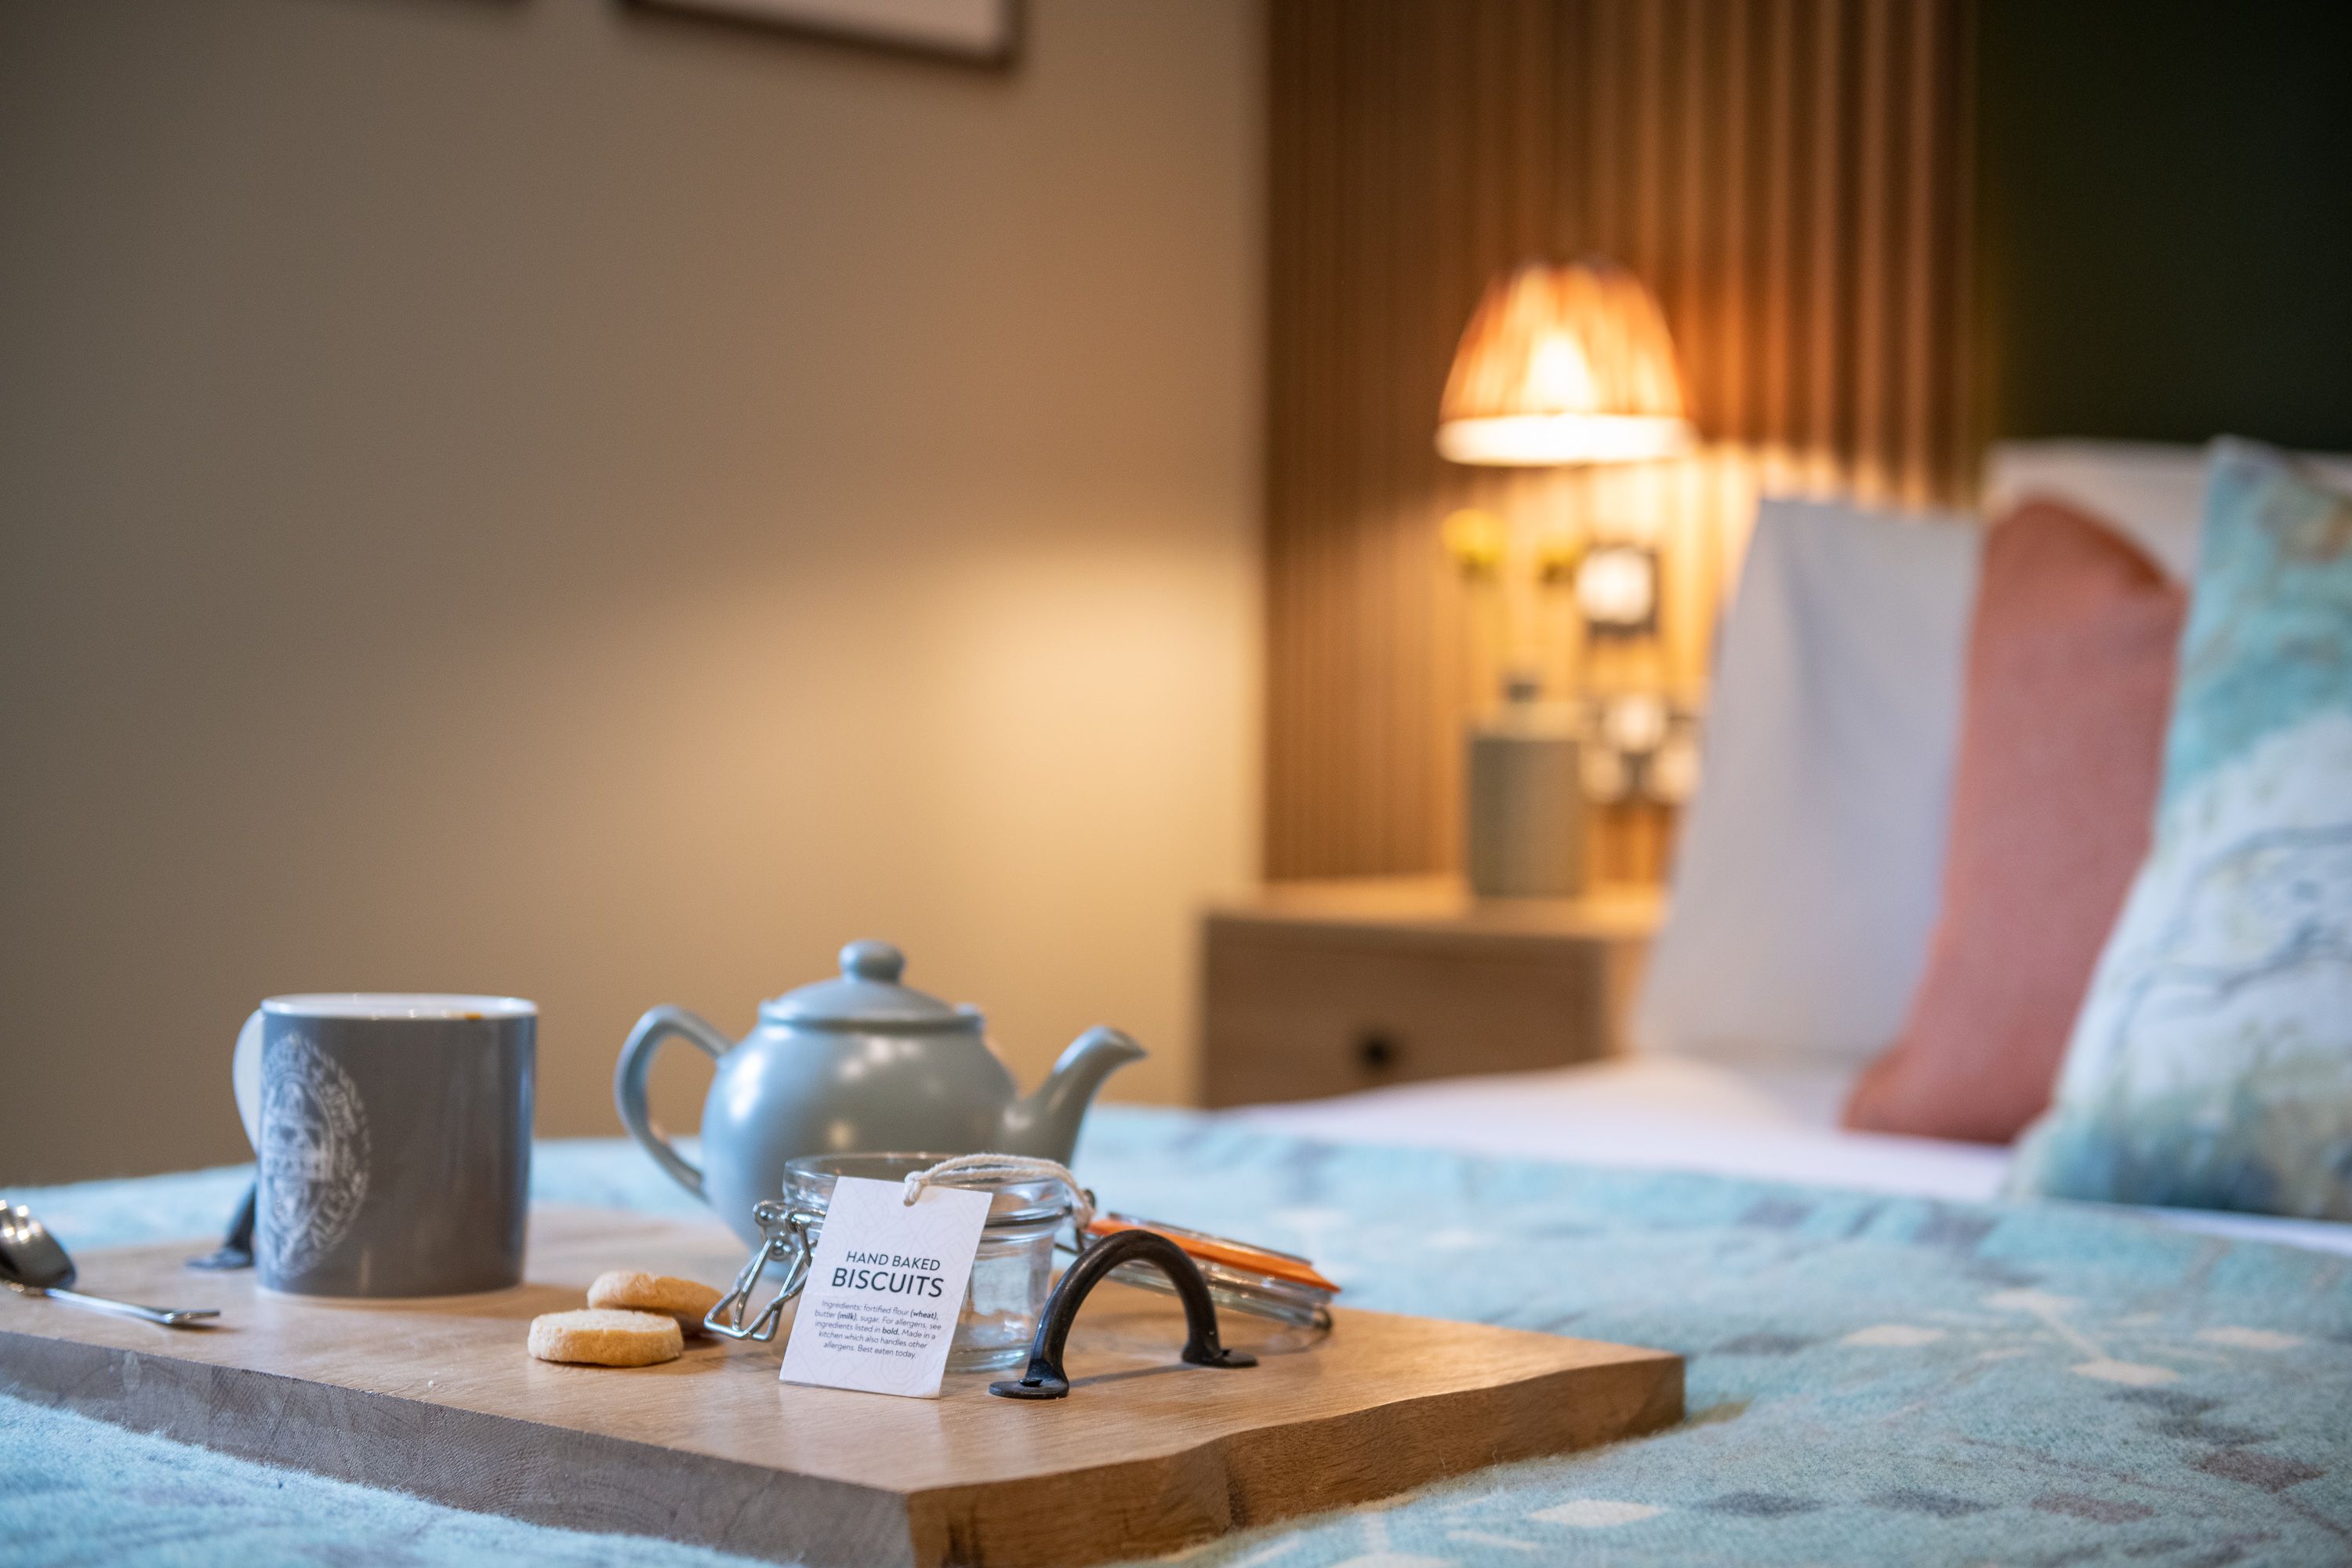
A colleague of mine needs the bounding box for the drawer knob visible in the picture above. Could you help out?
[1356,1033,1399,1072]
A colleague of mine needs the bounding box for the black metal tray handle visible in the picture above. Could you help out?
[989,1228,1257,1400]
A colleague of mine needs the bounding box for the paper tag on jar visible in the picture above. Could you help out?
[779,1175,993,1399]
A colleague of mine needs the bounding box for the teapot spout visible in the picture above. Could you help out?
[1000,1027,1146,1163]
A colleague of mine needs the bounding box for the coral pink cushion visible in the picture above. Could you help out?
[1843,499,2183,1144]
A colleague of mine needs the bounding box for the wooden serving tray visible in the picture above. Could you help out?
[0,1206,1681,1568]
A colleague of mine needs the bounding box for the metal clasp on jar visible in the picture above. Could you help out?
[704,1200,822,1341]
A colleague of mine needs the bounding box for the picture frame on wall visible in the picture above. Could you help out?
[631,0,1022,67]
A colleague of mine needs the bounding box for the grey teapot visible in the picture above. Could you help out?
[615,941,1145,1247]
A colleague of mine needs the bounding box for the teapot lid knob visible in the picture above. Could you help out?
[763,939,969,1029]
[840,941,905,983]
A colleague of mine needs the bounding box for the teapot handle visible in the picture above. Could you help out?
[615,1006,731,1200]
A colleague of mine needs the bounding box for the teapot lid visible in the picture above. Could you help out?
[763,942,976,1030]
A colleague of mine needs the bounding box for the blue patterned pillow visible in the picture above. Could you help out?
[2009,440,2352,1219]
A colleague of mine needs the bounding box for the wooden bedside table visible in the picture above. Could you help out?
[1198,877,1664,1108]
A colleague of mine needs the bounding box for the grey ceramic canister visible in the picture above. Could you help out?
[617,941,1144,1248]
[1466,675,1589,898]
[234,995,535,1297]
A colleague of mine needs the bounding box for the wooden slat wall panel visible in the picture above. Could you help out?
[1265,0,1977,880]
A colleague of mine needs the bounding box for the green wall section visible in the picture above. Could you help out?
[1977,0,2352,450]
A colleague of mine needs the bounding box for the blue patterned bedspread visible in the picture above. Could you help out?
[6,1109,2350,1566]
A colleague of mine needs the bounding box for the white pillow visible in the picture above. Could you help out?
[1984,439,2352,583]
[1635,495,1980,1069]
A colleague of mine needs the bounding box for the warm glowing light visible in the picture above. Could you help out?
[1574,545,1658,629]
[1441,508,1508,573]
[1436,259,1692,468]
[1438,413,1690,465]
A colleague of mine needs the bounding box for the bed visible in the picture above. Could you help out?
[1240,1055,2352,1259]
[8,1118,2350,1567]
[7,440,2348,1565]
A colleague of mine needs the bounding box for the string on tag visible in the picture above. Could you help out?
[901,1152,1095,1236]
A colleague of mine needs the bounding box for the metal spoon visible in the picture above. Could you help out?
[0,1203,220,1327]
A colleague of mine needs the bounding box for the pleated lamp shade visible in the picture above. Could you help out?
[1436,260,1693,466]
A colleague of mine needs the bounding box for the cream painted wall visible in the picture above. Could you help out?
[0,0,1261,1182]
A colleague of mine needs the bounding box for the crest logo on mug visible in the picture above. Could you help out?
[258,1035,371,1279]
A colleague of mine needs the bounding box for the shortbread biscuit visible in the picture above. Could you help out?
[586,1269,724,1335]
[527,1308,684,1367]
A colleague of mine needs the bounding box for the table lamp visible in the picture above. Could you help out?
[1437,258,1690,466]
[1437,258,1696,897]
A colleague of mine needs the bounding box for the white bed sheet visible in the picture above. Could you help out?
[1235,1057,2352,1258]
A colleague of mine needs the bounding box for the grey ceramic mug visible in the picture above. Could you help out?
[232,994,535,1297]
